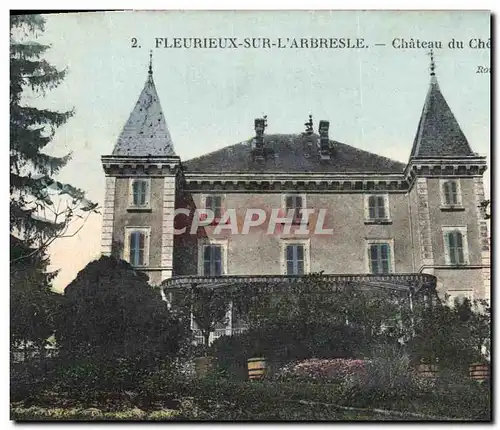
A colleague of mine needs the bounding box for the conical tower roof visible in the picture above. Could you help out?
[112,54,175,157]
[410,52,475,159]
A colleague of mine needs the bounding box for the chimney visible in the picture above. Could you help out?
[304,114,314,135]
[318,120,330,160]
[252,115,267,161]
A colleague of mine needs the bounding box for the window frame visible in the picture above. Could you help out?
[280,239,310,275]
[124,226,151,267]
[128,177,151,210]
[439,179,464,210]
[364,194,391,224]
[442,226,470,265]
[197,238,228,276]
[365,239,395,274]
[200,193,225,222]
[282,193,307,225]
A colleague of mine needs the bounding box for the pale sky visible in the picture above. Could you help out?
[24,10,490,292]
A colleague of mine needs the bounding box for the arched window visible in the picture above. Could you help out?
[446,230,465,265]
[129,230,146,266]
[442,180,459,206]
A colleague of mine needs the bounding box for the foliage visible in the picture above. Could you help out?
[170,284,232,350]
[409,297,490,371]
[210,275,412,377]
[275,358,368,383]
[10,14,98,261]
[240,274,412,354]
[10,237,62,353]
[56,256,183,364]
[479,199,490,220]
[10,14,98,352]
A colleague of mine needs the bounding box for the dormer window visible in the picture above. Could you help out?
[364,194,391,224]
[440,179,463,209]
[128,178,151,210]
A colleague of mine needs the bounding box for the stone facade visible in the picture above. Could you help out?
[101,63,489,304]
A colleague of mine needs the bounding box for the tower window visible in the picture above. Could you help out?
[443,226,469,265]
[129,178,151,209]
[125,227,150,267]
[440,179,462,208]
[446,230,465,265]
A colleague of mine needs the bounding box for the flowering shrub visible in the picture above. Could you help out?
[275,358,368,382]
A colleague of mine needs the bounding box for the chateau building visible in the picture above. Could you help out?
[101,56,490,333]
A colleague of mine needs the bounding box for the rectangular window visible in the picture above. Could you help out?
[285,195,304,223]
[440,179,462,208]
[132,180,147,206]
[128,178,151,210]
[285,244,305,275]
[205,195,222,219]
[443,181,459,205]
[368,195,387,220]
[203,245,223,276]
[368,243,391,274]
[446,230,465,265]
[129,231,146,266]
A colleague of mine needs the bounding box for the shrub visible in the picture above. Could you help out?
[274,358,368,383]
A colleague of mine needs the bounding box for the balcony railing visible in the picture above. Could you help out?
[192,327,248,346]
[163,272,437,296]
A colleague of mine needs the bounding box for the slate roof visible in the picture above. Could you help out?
[183,134,406,174]
[410,76,475,158]
[112,72,176,157]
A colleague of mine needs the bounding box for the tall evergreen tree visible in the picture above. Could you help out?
[10,14,98,265]
[10,14,97,352]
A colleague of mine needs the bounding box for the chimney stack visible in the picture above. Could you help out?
[252,115,267,160]
[304,114,314,135]
[318,120,331,160]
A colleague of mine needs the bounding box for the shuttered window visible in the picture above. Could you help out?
[285,244,305,275]
[446,230,465,265]
[132,180,148,206]
[205,195,222,219]
[129,231,146,266]
[285,195,303,223]
[368,195,386,219]
[443,181,459,206]
[369,243,391,274]
[203,245,223,276]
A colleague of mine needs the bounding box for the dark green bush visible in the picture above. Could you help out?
[209,323,368,379]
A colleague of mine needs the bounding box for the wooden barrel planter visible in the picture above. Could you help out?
[194,356,213,377]
[416,363,439,379]
[247,357,266,380]
[469,362,489,382]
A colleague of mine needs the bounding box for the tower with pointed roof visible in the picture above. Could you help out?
[101,53,181,284]
[406,51,489,302]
